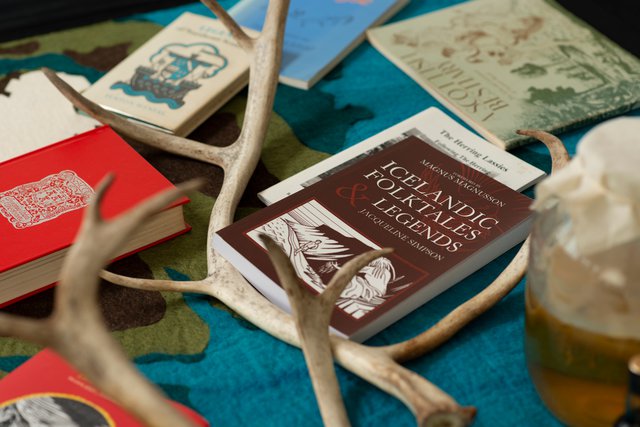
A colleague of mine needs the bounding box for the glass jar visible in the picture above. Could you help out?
[525,118,640,427]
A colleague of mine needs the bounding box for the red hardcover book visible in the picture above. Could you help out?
[0,126,189,307]
[214,136,532,342]
[0,349,208,426]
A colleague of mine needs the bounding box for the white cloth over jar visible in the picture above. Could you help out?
[533,117,640,257]
[532,117,640,339]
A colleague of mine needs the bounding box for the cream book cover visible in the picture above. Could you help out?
[83,12,251,136]
[367,0,640,149]
[258,107,545,205]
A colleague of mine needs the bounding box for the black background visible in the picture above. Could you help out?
[1,0,639,59]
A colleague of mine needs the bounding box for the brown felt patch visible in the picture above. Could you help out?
[240,159,281,207]
[63,43,132,72]
[188,111,241,148]
[125,112,242,197]
[1,255,166,331]
[0,41,39,55]
[100,255,166,331]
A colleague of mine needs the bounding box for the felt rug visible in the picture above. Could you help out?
[1,1,638,425]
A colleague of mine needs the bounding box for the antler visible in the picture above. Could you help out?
[41,0,571,425]
[0,177,202,427]
[380,129,570,362]
[263,237,392,427]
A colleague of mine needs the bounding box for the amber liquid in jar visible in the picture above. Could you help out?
[526,286,640,427]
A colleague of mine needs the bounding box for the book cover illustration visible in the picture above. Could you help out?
[217,137,532,339]
[83,13,251,135]
[0,170,94,229]
[232,0,407,88]
[0,394,114,426]
[367,0,640,148]
[0,350,208,427]
[110,42,228,110]
[248,199,424,319]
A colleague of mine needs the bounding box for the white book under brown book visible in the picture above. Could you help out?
[258,107,545,205]
[83,12,252,136]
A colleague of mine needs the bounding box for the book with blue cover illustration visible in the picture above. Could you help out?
[231,0,408,89]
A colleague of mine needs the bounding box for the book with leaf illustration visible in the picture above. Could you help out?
[367,0,640,149]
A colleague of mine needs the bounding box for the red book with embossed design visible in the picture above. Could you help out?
[0,125,189,307]
[214,136,532,342]
[0,349,208,426]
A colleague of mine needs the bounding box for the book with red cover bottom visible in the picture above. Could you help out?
[0,349,208,426]
[214,136,533,342]
[0,125,189,307]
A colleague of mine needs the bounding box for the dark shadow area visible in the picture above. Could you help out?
[0,0,195,42]
[557,0,640,58]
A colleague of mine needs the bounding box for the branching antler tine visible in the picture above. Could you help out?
[86,173,115,224]
[48,178,203,427]
[100,271,211,293]
[332,339,475,427]
[380,130,571,363]
[262,235,351,427]
[261,236,303,302]
[0,314,53,346]
[517,129,570,173]
[201,0,254,52]
[381,240,529,362]
[42,68,227,166]
[260,0,291,36]
[205,0,289,247]
[66,178,203,271]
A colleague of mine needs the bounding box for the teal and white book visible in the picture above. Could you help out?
[231,0,408,89]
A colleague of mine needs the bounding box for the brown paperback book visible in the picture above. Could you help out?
[214,137,532,341]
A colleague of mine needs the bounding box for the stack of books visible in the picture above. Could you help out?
[3,0,640,420]
[214,108,540,341]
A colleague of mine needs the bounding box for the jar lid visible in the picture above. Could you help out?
[533,117,640,256]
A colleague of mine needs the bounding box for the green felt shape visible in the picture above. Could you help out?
[0,20,161,59]
[137,189,257,330]
[117,191,217,357]
[0,289,208,359]
[137,191,213,282]
[221,96,330,181]
[112,291,208,359]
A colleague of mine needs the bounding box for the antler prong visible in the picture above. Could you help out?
[201,0,255,52]
[100,271,211,293]
[262,235,353,427]
[32,0,575,425]
[379,128,570,362]
[0,179,200,427]
[517,129,570,172]
[41,68,231,167]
